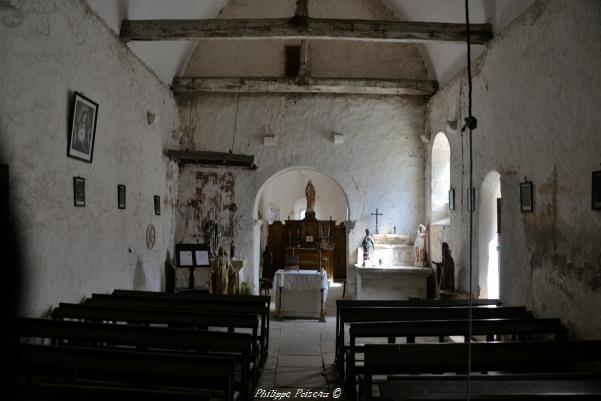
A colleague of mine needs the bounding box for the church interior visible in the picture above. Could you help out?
[2,0,601,399]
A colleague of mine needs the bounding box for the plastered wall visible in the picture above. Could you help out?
[0,0,179,316]
[177,93,427,295]
[426,0,601,338]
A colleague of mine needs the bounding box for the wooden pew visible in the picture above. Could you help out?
[51,302,260,371]
[376,373,601,401]
[18,343,237,401]
[18,317,255,401]
[363,341,601,401]
[335,298,502,363]
[346,318,568,399]
[111,289,270,351]
[88,292,270,365]
[337,306,532,378]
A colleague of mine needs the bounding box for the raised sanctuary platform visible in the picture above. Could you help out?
[354,264,432,300]
[355,233,432,299]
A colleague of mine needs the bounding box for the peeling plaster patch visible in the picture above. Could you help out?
[0,0,24,27]
[525,167,601,296]
[180,169,237,245]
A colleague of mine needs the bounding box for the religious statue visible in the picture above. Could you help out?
[414,224,427,266]
[305,180,316,216]
[433,242,455,291]
[362,229,375,267]
[210,246,238,295]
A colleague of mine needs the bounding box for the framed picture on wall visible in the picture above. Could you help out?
[520,180,533,212]
[154,195,161,215]
[593,170,601,210]
[448,188,455,210]
[73,177,85,207]
[467,187,476,212]
[118,184,126,209]
[68,92,98,163]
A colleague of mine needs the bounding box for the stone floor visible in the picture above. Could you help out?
[255,282,344,400]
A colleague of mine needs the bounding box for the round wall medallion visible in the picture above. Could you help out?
[146,223,156,249]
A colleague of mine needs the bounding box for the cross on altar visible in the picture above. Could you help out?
[371,208,383,234]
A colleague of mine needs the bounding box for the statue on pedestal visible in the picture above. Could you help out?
[305,180,316,217]
[434,242,455,291]
[210,246,238,295]
[362,229,375,267]
[414,224,428,267]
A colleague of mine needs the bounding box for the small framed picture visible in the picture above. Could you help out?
[118,184,126,209]
[467,187,476,212]
[448,188,455,210]
[520,181,534,212]
[592,170,601,210]
[68,92,98,163]
[73,177,85,207]
[154,195,161,215]
[305,235,314,243]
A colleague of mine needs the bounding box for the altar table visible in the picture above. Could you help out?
[273,269,328,321]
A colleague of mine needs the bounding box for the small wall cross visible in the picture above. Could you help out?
[371,208,383,234]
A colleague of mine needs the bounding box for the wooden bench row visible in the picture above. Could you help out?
[18,290,271,401]
[345,317,569,399]
[363,341,601,400]
[337,304,531,378]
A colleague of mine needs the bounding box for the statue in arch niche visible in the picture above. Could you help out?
[305,180,316,217]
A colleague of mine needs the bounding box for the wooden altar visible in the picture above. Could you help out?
[265,215,346,282]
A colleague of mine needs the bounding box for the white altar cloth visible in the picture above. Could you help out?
[273,269,328,320]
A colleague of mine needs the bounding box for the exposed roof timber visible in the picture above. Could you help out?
[172,77,438,97]
[166,150,257,169]
[121,17,492,44]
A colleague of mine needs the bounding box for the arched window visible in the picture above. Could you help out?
[478,171,501,299]
[431,133,451,225]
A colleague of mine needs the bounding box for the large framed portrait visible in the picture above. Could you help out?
[593,170,601,210]
[68,92,98,163]
[520,180,534,212]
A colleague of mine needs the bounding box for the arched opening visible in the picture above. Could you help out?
[252,167,350,291]
[430,132,451,263]
[478,171,501,299]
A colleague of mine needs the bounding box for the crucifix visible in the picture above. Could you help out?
[371,208,383,234]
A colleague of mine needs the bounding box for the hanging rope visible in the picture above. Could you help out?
[462,0,478,400]
[230,87,242,154]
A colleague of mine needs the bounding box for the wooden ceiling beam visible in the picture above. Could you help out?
[120,17,492,44]
[171,77,438,97]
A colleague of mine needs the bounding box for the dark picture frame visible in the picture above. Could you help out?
[154,195,161,216]
[592,170,601,210]
[448,188,455,210]
[520,181,534,212]
[68,92,98,163]
[467,187,476,212]
[73,177,85,207]
[118,184,126,209]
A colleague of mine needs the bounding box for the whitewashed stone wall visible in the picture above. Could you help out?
[426,0,601,338]
[0,0,179,316]
[177,94,427,295]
